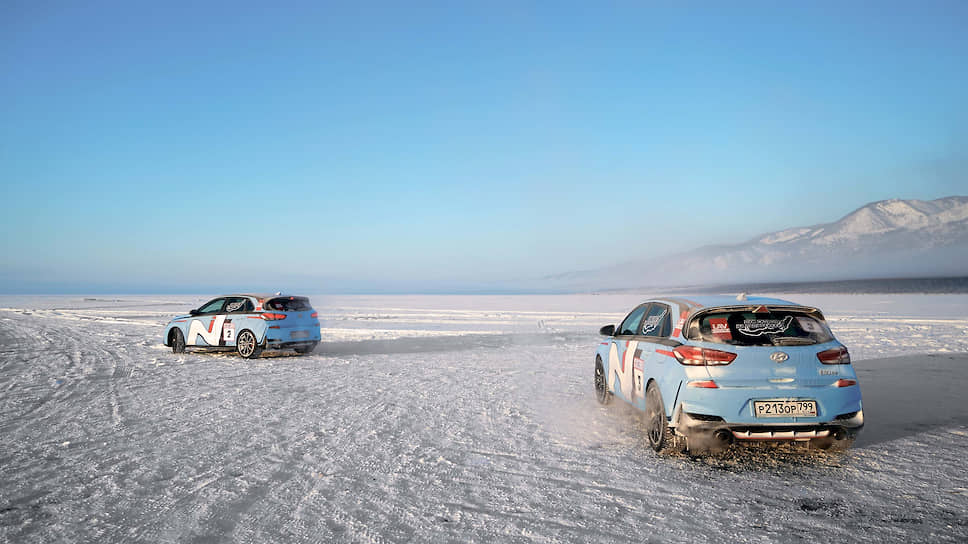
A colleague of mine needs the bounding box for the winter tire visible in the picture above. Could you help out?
[236,330,262,359]
[646,381,670,452]
[171,328,185,354]
[294,342,317,355]
[595,358,611,405]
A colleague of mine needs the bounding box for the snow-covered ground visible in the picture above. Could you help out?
[1,293,966,543]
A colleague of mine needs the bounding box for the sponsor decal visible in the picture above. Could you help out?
[796,316,823,334]
[709,318,732,340]
[633,348,644,396]
[223,321,235,342]
[672,310,689,337]
[225,300,244,312]
[736,315,793,336]
[608,340,638,399]
[187,315,226,346]
[641,310,666,334]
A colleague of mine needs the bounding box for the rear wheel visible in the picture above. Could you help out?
[236,330,262,359]
[645,381,672,452]
[594,358,611,405]
[811,435,854,451]
[170,329,185,353]
[294,342,317,355]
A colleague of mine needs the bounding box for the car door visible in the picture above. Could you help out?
[221,296,255,346]
[607,303,648,402]
[185,297,226,346]
[636,302,679,413]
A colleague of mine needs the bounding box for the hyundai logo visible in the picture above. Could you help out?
[770,352,789,363]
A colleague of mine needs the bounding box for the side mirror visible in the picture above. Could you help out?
[599,324,615,337]
[189,309,200,316]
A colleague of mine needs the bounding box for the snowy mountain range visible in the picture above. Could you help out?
[550,196,968,290]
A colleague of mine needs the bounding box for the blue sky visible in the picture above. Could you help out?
[2,1,966,293]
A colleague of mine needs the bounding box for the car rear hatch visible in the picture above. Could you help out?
[684,305,843,388]
[262,296,320,341]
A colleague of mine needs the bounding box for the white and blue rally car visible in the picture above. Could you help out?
[163,294,321,358]
[594,295,863,453]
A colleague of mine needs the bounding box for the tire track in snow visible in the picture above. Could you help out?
[2,297,967,543]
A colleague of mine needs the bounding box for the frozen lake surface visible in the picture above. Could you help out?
[1,293,967,542]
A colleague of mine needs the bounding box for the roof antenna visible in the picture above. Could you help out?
[736,292,748,301]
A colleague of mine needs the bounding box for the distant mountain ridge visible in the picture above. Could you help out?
[756,196,968,247]
[550,196,968,290]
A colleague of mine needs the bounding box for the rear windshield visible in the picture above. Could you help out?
[685,308,834,346]
[265,297,313,312]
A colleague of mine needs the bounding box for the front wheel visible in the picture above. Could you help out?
[594,358,611,405]
[236,330,262,359]
[171,328,185,353]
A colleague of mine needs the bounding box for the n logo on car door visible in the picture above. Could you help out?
[188,315,226,346]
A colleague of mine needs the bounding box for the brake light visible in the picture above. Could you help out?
[687,380,719,388]
[818,346,851,365]
[310,312,318,318]
[833,379,857,387]
[260,313,287,320]
[673,345,737,366]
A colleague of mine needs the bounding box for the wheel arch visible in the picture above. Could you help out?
[595,354,612,393]
[646,377,673,420]
[244,320,269,344]
[164,324,184,346]
[236,327,258,342]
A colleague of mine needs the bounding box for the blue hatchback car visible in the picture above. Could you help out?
[163,294,321,358]
[594,295,863,453]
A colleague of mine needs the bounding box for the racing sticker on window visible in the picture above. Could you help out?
[222,321,235,342]
[796,316,822,334]
[225,300,244,312]
[736,315,794,336]
[709,318,732,340]
[641,311,667,335]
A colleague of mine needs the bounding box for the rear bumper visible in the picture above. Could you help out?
[264,325,321,347]
[675,382,863,424]
[265,339,318,351]
[673,407,864,442]
[266,323,322,344]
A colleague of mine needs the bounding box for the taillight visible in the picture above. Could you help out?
[687,380,719,388]
[833,379,857,387]
[673,345,737,366]
[310,312,318,318]
[260,313,287,320]
[818,346,851,365]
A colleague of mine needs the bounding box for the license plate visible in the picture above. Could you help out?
[753,400,817,418]
[290,330,309,339]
